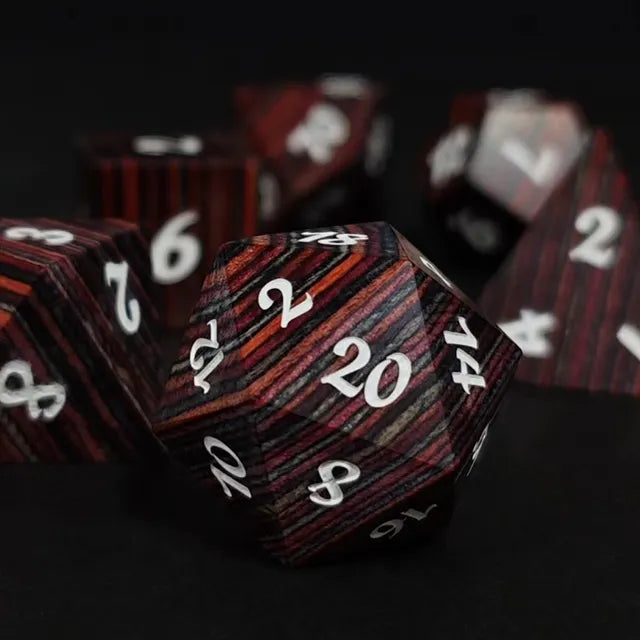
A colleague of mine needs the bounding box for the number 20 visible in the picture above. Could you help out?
[321,337,412,408]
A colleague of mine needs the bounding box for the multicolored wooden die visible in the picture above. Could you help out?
[480,130,640,398]
[234,74,392,230]
[154,222,521,565]
[423,89,587,258]
[79,131,262,328]
[0,218,163,462]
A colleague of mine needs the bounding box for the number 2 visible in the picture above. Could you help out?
[104,261,141,335]
[258,278,313,328]
[568,205,622,269]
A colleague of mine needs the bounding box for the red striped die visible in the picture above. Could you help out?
[154,222,520,565]
[234,74,392,231]
[480,130,640,398]
[0,218,163,462]
[423,89,586,259]
[79,131,262,328]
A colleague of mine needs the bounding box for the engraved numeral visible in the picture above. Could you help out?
[321,337,412,408]
[499,309,557,358]
[150,210,202,285]
[204,436,251,499]
[617,324,640,362]
[370,503,438,541]
[104,261,141,335]
[443,316,486,394]
[190,319,224,394]
[568,205,622,269]
[4,226,74,246]
[295,231,368,246]
[258,278,313,328]
[0,360,66,422]
[308,460,361,507]
[286,104,350,164]
[132,135,202,156]
[427,125,473,187]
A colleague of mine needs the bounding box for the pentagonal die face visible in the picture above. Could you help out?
[155,222,520,564]
[424,91,587,258]
[0,218,162,462]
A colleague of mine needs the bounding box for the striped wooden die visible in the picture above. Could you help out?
[423,90,587,259]
[79,132,262,328]
[154,222,521,565]
[0,218,163,462]
[234,74,392,231]
[480,130,640,397]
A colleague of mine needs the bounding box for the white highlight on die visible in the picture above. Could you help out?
[447,209,502,255]
[500,139,561,186]
[443,316,486,394]
[617,324,640,362]
[365,116,392,177]
[150,210,202,285]
[286,103,350,164]
[190,319,224,395]
[258,173,280,222]
[499,309,557,358]
[319,74,370,99]
[419,255,454,290]
[4,226,74,246]
[308,459,361,507]
[0,360,66,422]
[427,125,473,187]
[132,135,203,156]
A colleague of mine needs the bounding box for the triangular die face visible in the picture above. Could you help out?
[247,221,403,257]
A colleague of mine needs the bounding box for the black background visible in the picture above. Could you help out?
[1,4,640,638]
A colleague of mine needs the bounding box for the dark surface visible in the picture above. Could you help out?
[2,4,640,638]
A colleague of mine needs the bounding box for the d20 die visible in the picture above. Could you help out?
[480,130,640,398]
[234,74,392,230]
[423,89,587,259]
[154,222,521,565]
[79,131,262,327]
[0,218,163,462]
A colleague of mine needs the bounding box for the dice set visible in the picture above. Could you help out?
[3,79,636,566]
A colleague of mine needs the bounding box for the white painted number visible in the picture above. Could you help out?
[500,139,561,186]
[447,209,502,255]
[308,459,361,507]
[427,125,473,187]
[617,324,640,362]
[104,261,141,335]
[4,226,74,246]
[568,205,622,269]
[190,319,224,394]
[443,316,486,394]
[132,135,202,156]
[295,231,368,246]
[499,309,557,358]
[286,103,350,164]
[258,173,280,222]
[0,360,66,421]
[321,337,412,408]
[204,436,251,499]
[150,210,202,285]
[365,116,392,177]
[319,74,370,99]
[370,503,439,541]
[258,278,313,328]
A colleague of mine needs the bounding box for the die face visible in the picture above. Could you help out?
[234,75,391,229]
[479,130,640,398]
[156,223,521,564]
[0,219,163,462]
[80,131,261,328]
[425,91,587,259]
